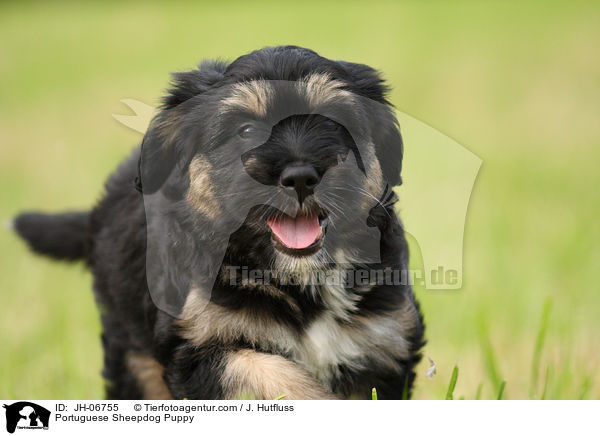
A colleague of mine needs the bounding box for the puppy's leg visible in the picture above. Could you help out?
[125,351,173,400]
[101,331,143,400]
[221,349,336,400]
[164,343,335,400]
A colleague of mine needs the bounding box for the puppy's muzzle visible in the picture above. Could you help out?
[279,165,320,207]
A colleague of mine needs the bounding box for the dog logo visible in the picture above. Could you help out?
[3,402,50,434]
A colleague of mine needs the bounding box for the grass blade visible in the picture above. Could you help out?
[540,367,550,400]
[578,376,592,400]
[477,315,502,389]
[530,298,552,398]
[497,380,507,400]
[445,365,459,400]
[371,387,378,400]
[475,382,483,400]
[401,377,409,400]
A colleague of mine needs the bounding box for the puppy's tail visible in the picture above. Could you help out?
[12,211,90,261]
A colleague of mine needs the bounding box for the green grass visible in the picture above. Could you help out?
[530,298,552,398]
[1,0,599,399]
[475,383,483,401]
[445,366,459,400]
[497,381,507,401]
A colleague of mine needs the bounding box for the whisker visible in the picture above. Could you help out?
[330,185,392,218]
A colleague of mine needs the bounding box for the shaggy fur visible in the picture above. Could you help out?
[14,46,424,400]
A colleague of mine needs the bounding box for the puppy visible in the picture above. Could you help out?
[14,46,424,400]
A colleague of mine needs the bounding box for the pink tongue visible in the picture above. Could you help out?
[267,215,321,249]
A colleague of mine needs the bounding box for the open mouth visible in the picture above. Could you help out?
[266,211,328,256]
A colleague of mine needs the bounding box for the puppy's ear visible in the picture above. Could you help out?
[163,60,229,109]
[337,60,391,105]
[138,115,180,194]
[138,60,227,194]
[370,109,404,187]
[339,61,404,187]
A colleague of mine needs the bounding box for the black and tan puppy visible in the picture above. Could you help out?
[14,46,424,400]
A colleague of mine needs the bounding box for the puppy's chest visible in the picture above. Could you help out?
[290,314,366,380]
[282,311,409,384]
[248,284,413,383]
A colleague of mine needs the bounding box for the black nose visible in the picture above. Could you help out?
[280,165,320,206]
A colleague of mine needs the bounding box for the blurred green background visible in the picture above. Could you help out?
[1,0,598,399]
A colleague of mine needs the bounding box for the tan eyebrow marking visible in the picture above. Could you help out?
[297,73,354,108]
[221,80,273,117]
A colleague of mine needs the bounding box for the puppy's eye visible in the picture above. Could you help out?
[238,124,257,138]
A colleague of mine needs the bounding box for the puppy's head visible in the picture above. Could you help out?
[139,46,403,278]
